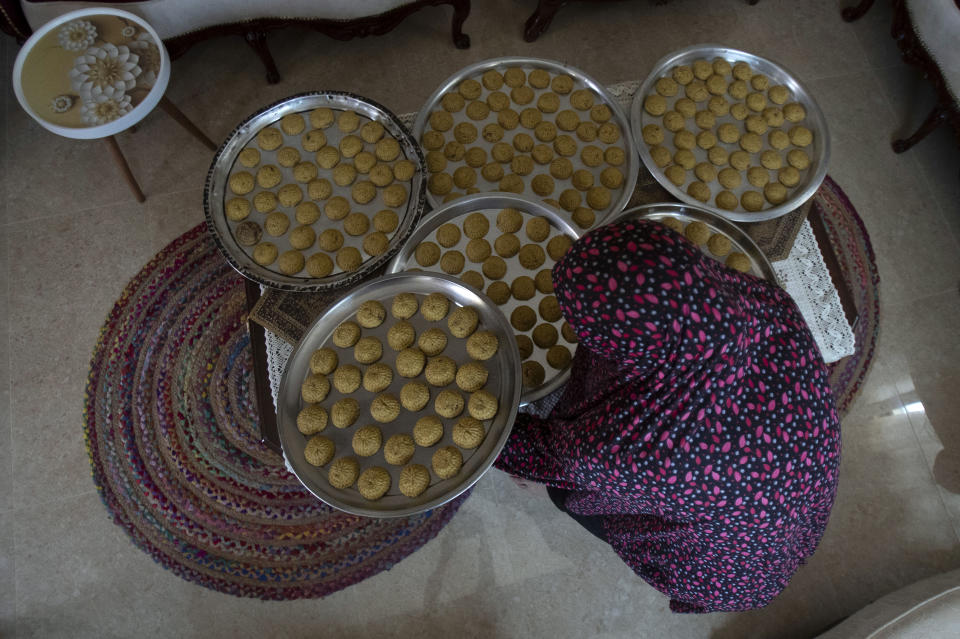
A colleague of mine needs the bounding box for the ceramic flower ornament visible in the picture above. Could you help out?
[80,88,133,125]
[50,95,74,113]
[57,20,97,52]
[69,43,142,98]
[127,32,161,90]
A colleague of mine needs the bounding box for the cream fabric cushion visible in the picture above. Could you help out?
[23,1,414,39]
[906,0,960,103]
[817,568,960,638]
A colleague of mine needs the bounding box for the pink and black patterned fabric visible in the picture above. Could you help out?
[494,219,841,613]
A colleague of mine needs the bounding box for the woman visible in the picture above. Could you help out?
[494,218,841,613]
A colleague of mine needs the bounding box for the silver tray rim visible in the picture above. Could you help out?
[277,271,522,518]
[629,44,831,223]
[203,90,427,292]
[386,192,581,406]
[412,56,639,224]
[607,202,780,285]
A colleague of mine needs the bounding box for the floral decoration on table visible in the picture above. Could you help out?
[20,15,162,128]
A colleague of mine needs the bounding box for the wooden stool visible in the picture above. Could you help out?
[12,7,216,203]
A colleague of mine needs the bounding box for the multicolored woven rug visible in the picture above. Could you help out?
[84,175,875,599]
[816,176,880,416]
[83,226,469,600]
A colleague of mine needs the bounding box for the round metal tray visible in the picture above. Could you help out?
[608,203,779,284]
[413,56,639,229]
[630,44,830,222]
[204,91,426,292]
[387,192,580,406]
[277,272,521,517]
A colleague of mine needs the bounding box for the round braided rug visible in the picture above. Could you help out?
[816,175,880,416]
[84,225,469,600]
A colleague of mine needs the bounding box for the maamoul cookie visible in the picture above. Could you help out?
[265,212,290,237]
[297,404,328,435]
[421,293,450,321]
[257,127,283,151]
[290,225,316,250]
[310,347,338,375]
[448,306,479,338]
[354,336,383,365]
[532,323,559,348]
[418,327,448,356]
[741,191,764,212]
[726,252,752,272]
[453,417,486,449]
[516,334,534,360]
[432,446,463,479]
[370,393,401,423]
[363,363,393,393]
[238,148,260,167]
[328,456,360,489]
[546,344,572,369]
[435,389,464,419]
[387,321,416,351]
[333,321,361,348]
[352,425,382,457]
[226,198,250,222]
[466,330,498,361]
[305,435,335,467]
[455,361,488,393]
[522,361,546,388]
[396,347,426,378]
[425,355,457,387]
[301,373,330,403]
[467,390,498,420]
[318,228,344,251]
[400,381,431,412]
[357,466,391,500]
[707,233,731,257]
[413,415,444,447]
[332,364,362,395]
[685,221,710,245]
[511,306,537,332]
[399,464,431,498]
[331,397,360,428]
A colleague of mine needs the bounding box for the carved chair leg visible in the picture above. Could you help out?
[158,96,217,151]
[892,102,948,153]
[450,0,471,49]
[842,0,876,22]
[244,31,281,84]
[524,0,566,43]
[105,135,146,203]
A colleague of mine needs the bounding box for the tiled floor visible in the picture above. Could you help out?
[2,0,959,637]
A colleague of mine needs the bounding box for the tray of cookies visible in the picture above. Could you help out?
[277,272,521,517]
[204,91,426,291]
[387,193,579,405]
[608,203,778,283]
[630,44,829,222]
[412,57,639,231]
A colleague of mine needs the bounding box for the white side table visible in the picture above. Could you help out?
[12,7,216,202]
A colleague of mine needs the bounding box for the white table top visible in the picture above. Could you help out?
[12,7,170,140]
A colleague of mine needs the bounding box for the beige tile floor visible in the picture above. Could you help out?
[1,0,959,636]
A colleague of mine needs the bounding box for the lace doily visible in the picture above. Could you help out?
[773,220,856,363]
[263,80,854,411]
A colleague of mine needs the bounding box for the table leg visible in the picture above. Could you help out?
[892,102,948,153]
[841,0,875,22]
[245,279,283,454]
[158,96,217,152]
[104,135,146,203]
